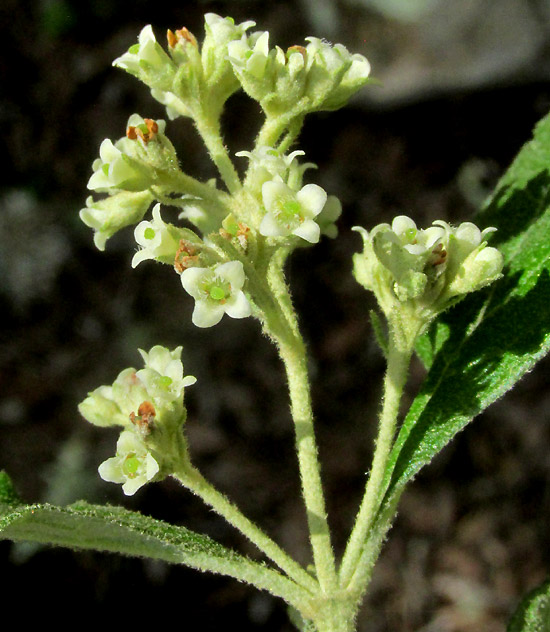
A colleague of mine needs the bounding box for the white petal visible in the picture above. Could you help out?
[456,222,482,246]
[260,212,288,237]
[262,179,290,212]
[297,184,327,217]
[216,261,245,289]
[122,478,144,496]
[225,291,252,319]
[98,457,124,484]
[392,215,416,235]
[293,219,320,243]
[181,267,209,299]
[192,301,225,328]
[131,249,153,268]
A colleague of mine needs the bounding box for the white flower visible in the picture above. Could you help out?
[132,204,180,268]
[98,430,160,496]
[87,139,138,191]
[180,261,252,328]
[203,13,256,45]
[227,31,270,79]
[136,345,197,403]
[304,37,371,110]
[236,146,307,190]
[87,115,165,193]
[260,179,327,243]
[113,25,174,78]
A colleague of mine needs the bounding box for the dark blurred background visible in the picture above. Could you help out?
[1,0,550,630]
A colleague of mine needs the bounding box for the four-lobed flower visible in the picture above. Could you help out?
[260,178,328,243]
[98,430,161,496]
[180,261,252,327]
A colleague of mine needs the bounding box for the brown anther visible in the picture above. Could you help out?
[167,27,197,48]
[174,239,199,273]
[431,244,447,266]
[287,45,307,60]
[130,400,156,434]
[127,118,159,144]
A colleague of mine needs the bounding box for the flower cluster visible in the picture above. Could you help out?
[226,29,371,116]
[237,145,342,242]
[114,16,256,120]
[353,215,504,335]
[79,346,196,495]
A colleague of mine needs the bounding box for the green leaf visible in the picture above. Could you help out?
[381,110,550,512]
[507,579,550,632]
[0,473,306,609]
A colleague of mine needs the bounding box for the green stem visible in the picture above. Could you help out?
[173,464,319,594]
[264,262,338,594]
[193,112,241,195]
[256,105,308,148]
[338,321,414,589]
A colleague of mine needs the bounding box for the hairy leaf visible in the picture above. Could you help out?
[507,579,550,632]
[0,471,305,608]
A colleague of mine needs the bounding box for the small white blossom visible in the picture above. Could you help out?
[203,13,256,45]
[98,430,160,496]
[227,31,270,79]
[87,115,165,193]
[305,37,371,110]
[236,146,308,190]
[79,346,196,428]
[113,25,174,79]
[180,261,251,328]
[132,204,179,268]
[260,179,327,243]
[87,139,138,191]
[136,345,197,404]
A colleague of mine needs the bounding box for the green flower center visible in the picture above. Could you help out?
[276,198,302,228]
[144,227,156,240]
[123,454,141,478]
[403,228,417,243]
[158,375,173,389]
[209,284,228,301]
[199,274,232,304]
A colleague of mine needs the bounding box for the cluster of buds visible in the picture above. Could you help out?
[226,29,371,117]
[353,215,504,340]
[114,15,257,121]
[79,346,196,495]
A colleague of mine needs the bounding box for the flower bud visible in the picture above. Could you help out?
[80,190,154,251]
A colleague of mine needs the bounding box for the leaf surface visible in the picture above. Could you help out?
[0,471,303,607]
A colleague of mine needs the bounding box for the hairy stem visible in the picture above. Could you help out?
[173,465,319,594]
[264,261,338,594]
[338,322,414,589]
[193,112,242,195]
